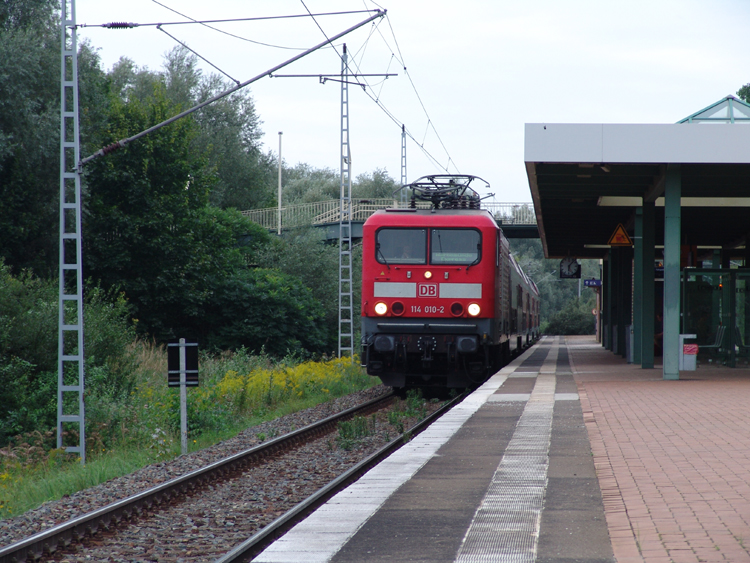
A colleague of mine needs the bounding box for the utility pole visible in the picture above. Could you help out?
[338,44,354,360]
[277,131,283,235]
[269,64,394,362]
[400,124,407,205]
[58,0,86,463]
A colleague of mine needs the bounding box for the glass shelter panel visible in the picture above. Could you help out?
[736,272,750,365]
[683,269,750,367]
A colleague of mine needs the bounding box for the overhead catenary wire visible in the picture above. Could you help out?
[343,35,458,173]
[379,12,455,170]
[79,10,386,167]
[83,1,457,175]
[300,0,458,174]
[157,25,240,85]
[79,8,378,28]
[343,6,458,172]
[150,0,306,51]
[79,4,380,51]
[352,4,457,170]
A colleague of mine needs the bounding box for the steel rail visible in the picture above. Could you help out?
[0,392,394,563]
[214,392,466,563]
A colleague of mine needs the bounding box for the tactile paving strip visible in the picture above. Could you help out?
[454,342,558,563]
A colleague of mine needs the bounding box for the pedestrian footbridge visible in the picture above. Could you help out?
[241,199,538,239]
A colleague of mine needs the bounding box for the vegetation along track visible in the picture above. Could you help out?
[1,389,461,563]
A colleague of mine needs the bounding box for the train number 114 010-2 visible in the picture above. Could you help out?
[411,305,445,314]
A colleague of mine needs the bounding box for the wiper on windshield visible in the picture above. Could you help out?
[466,243,481,271]
[376,243,390,270]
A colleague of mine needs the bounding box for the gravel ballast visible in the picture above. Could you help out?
[1,385,443,562]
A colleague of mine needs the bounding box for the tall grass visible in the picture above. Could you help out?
[0,342,374,519]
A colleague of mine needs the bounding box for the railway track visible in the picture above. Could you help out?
[216,392,462,563]
[0,390,461,563]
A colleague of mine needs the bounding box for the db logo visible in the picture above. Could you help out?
[418,283,437,297]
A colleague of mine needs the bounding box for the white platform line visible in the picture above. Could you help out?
[252,345,542,563]
[454,340,558,563]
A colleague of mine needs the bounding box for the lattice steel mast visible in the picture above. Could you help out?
[58,0,85,463]
[338,44,354,359]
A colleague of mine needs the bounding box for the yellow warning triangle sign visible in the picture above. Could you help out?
[608,224,633,246]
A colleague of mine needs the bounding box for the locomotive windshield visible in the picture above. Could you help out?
[430,229,481,265]
[376,228,427,264]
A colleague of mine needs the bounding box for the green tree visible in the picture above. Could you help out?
[105,48,275,211]
[544,295,597,335]
[738,84,750,104]
[352,168,399,199]
[157,47,276,210]
[280,165,400,206]
[202,268,330,356]
[192,72,275,210]
[0,0,110,277]
[83,81,288,346]
[509,238,599,328]
[83,86,218,340]
[0,260,136,445]
[258,228,340,343]
[282,163,340,204]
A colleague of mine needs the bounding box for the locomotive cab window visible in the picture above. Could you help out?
[430,229,481,265]
[376,228,427,264]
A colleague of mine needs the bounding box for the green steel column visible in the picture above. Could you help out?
[728,272,736,367]
[614,247,626,357]
[712,250,722,352]
[613,247,620,355]
[611,247,622,355]
[633,209,643,364]
[621,246,633,360]
[641,202,655,369]
[604,256,612,350]
[663,164,681,380]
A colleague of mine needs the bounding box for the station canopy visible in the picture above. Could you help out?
[525,95,750,259]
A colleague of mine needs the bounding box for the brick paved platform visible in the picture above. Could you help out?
[570,335,750,563]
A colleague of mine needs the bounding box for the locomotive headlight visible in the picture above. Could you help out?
[468,303,481,316]
[424,271,433,279]
[374,302,388,315]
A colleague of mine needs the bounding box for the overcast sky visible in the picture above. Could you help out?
[74,0,750,203]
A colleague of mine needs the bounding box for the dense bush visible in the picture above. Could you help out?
[202,268,331,356]
[543,296,597,335]
[0,261,136,445]
[0,337,374,518]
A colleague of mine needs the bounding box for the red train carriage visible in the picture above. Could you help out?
[360,175,539,390]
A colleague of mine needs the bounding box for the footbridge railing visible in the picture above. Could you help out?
[241,199,536,232]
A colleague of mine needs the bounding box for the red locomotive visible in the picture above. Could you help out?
[360,175,539,390]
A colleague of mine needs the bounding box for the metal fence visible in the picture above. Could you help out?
[241,199,536,231]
